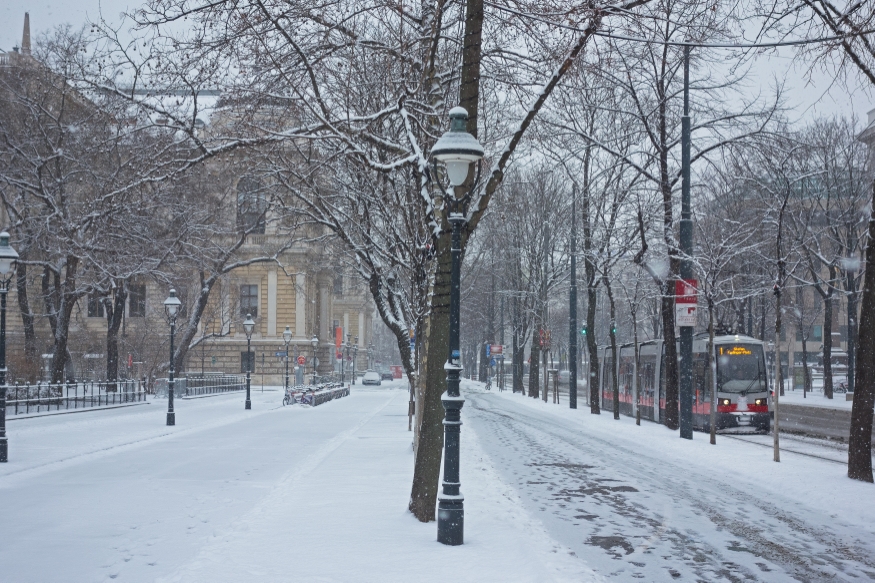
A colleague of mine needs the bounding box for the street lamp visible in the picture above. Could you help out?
[310,335,319,385]
[283,326,292,391]
[163,288,182,426]
[0,232,19,462]
[352,335,358,386]
[430,106,484,546]
[243,314,255,410]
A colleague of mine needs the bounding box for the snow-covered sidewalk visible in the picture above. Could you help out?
[1,382,598,583]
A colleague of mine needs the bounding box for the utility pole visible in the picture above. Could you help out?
[679,44,694,440]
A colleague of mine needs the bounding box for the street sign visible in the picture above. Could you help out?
[275,351,288,358]
[297,355,306,365]
[675,279,698,327]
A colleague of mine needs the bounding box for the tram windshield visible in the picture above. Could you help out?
[716,344,767,394]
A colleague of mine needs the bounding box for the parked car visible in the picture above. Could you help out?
[362,370,381,386]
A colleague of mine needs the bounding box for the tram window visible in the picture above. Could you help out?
[716,344,766,393]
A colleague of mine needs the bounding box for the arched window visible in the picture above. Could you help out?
[237,175,267,234]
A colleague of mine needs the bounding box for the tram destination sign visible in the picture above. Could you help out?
[675,279,698,327]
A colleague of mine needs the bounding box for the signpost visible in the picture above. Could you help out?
[676,278,697,439]
[675,279,698,326]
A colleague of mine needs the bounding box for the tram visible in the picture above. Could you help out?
[598,334,771,432]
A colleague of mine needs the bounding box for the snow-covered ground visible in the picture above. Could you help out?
[780,387,854,410]
[0,381,595,583]
[3,378,873,582]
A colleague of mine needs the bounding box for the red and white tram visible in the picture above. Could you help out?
[599,334,771,432]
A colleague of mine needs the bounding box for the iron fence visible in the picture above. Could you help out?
[153,374,246,398]
[5,379,146,416]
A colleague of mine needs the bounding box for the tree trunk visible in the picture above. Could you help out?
[708,296,717,445]
[586,283,599,413]
[848,182,875,482]
[661,284,680,429]
[15,264,38,381]
[408,227,452,521]
[105,284,127,387]
[605,276,619,420]
[529,334,541,398]
[823,282,833,399]
[50,256,80,383]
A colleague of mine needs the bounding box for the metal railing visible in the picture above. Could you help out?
[183,374,245,397]
[153,374,246,397]
[5,379,146,415]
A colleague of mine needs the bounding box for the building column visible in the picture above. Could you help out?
[295,273,306,338]
[267,269,277,336]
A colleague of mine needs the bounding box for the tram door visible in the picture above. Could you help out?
[638,348,657,421]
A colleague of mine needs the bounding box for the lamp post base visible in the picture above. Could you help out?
[437,498,464,545]
[166,412,175,426]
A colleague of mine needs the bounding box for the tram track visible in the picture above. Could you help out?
[721,434,847,465]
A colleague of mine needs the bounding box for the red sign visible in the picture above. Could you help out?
[297,355,306,365]
[675,279,698,304]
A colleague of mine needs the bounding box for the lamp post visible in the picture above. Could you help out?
[283,326,292,391]
[430,106,484,546]
[163,289,182,426]
[311,335,319,385]
[352,335,358,386]
[243,314,255,410]
[0,232,19,462]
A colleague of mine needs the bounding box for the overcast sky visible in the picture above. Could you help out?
[2,0,873,127]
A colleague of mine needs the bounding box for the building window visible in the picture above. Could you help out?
[237,175,267,234]
[129,284,146,317]
[241,351,255,373]
[333,274,343,297]
[240,284,259,318]
[87,292,104,318]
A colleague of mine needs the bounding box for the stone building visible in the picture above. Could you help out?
[0,14,374,383]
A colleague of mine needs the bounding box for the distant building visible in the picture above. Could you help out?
[0,14,373,382]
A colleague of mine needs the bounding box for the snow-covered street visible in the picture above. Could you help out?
[465,384,875,582]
